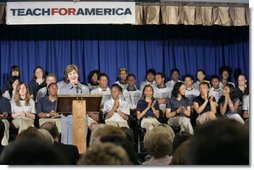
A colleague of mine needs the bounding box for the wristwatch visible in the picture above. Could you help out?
[46,113,50,118]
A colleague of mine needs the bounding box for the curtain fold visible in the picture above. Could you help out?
[0,25,249,88]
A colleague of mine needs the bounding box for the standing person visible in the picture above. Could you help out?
[136,85,160,131]
[87,70,100,92]
[0,90,11,146]
[11,83,36,134]
[184,75,200,106]
[154,73,170,111]
[2,65,21,95]
[209,75,223,103]
[103,84,130,128]
[193,69,209,90]
[218,84,244,124]
[29,66,47,100]
[219,66,235,88]
[193,82,217,125]
[165,82,194,135]
[114,67,128,90]
[37,83,61,133]
[59,65,90,145]
[166,68,182,91]
[139,69,156,92]
[36,73,57,103]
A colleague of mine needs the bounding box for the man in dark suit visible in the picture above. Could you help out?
[40,122,80,165]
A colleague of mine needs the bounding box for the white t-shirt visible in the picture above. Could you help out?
[123,88,142,110]
[209,87,223,103]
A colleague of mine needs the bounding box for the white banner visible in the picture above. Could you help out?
[6,1,135,25]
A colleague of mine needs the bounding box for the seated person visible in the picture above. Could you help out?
[165,82,193,135]
[136,85,160,131]
[184,75,200,106]
[87,70,100,92]
[209,75,223,104]
[193,69,210,90]
[154,73,171,111]
[37,83,61,132]
[242,86,249,121]
[11,83,36,134]
[123,74,142,110]
[193,82,217,125]
[103,84,130,128]
[36,73,57,103]
[2,76,20,100]
[0,91,11,146]
[218,84,244,124]
[219,66,235,89]
[114,67,128,90]
[91,73,111,108]
[166,68,183,91]
[2,65,21,98]
[139,69,156,92]
[29,66,47,101]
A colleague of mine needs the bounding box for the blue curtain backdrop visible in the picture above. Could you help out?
[0,25,249,88]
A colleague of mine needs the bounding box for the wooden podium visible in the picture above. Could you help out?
[56,94,102,154]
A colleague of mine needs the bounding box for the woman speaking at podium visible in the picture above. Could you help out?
[59,65,90,145]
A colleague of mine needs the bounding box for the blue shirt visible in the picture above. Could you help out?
[193,95,215,115]
[166,97,190,117]
[136,99,159,118]
[218,97,240,115]
[36,96,56,114]
[0,96,11,114]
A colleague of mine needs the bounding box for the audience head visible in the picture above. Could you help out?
[118,67,128,82]
[184,74,194,88]
[146,69,156,83]
[142,84,154,99]
[78,143,131,165]
[223,84,238,100]
[10,65,20,77]
[199,82,210,96]
[37,129,54,144]
[0,139,66,165]
[188,119,249,165]
[100,135,138,165]
[33,66,45,80]
[210,75,220,89]
[220,66,232,81]
[89,124,126,147]
[126,74,136,87]
[237,74,248,87]
[120,127,134,144]
[14,83,30,106]
[47,83,58,96]
[155,72,165,86]
[98,73,109,89]
[110,84,122,99]
[64,64,79,84]
[170,68,180,81]
[88,70,100,85]
[40,122,60,142]
[172,132,192,155]
[171,140,192,165]
[45,73,57,87]
[196,69,206,82]
[144,124,175,159]
[172,82,186,98]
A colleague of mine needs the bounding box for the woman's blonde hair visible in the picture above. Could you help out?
[64,64,79,80]
[14,83,30,106]
[144,124,175,158]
